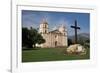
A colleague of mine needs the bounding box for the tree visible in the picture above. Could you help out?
[22,27,45,48]
[22,28,29,47]
[77,37,90,48]
[68,38,73,46]
[37,34,45,45]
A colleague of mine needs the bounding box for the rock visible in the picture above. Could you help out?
[66,44,86,55]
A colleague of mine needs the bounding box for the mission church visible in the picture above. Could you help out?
[37,19,68,48]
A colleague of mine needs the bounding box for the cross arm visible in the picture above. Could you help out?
[71,26,80,29]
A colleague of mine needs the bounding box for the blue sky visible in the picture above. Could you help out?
[22,10,90,36]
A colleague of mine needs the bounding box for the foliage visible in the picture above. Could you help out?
[22,27,45,48]
[68,38,73,46]
[77,37,90,48]
[22,28,29,47]
[68,34,90,48]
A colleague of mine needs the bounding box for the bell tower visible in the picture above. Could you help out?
[59,24,66,35]
[39,18,48,34]
[59,24,68,47]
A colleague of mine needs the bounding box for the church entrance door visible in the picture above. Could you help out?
[55,41,57,47]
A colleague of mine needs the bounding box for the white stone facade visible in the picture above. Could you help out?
[38,20,68,48]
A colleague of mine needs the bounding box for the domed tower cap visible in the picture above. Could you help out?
[41,18,48,24]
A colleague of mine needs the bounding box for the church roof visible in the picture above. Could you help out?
[49,29,62,34]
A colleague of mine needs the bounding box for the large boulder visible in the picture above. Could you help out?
[66,44,86,55]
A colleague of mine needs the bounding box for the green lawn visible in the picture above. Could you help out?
[22,47,90,62]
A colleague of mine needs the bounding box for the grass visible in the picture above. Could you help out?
[22,47,90,62]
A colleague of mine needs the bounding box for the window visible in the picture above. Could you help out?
[45,30,46,33]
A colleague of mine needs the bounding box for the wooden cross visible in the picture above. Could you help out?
[71,20,80,44]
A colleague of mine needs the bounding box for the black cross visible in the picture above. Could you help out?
[71,20,80,44]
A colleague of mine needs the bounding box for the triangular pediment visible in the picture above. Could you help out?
[49,30,61,34]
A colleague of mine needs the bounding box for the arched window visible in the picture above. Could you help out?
[45,30,46,33]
